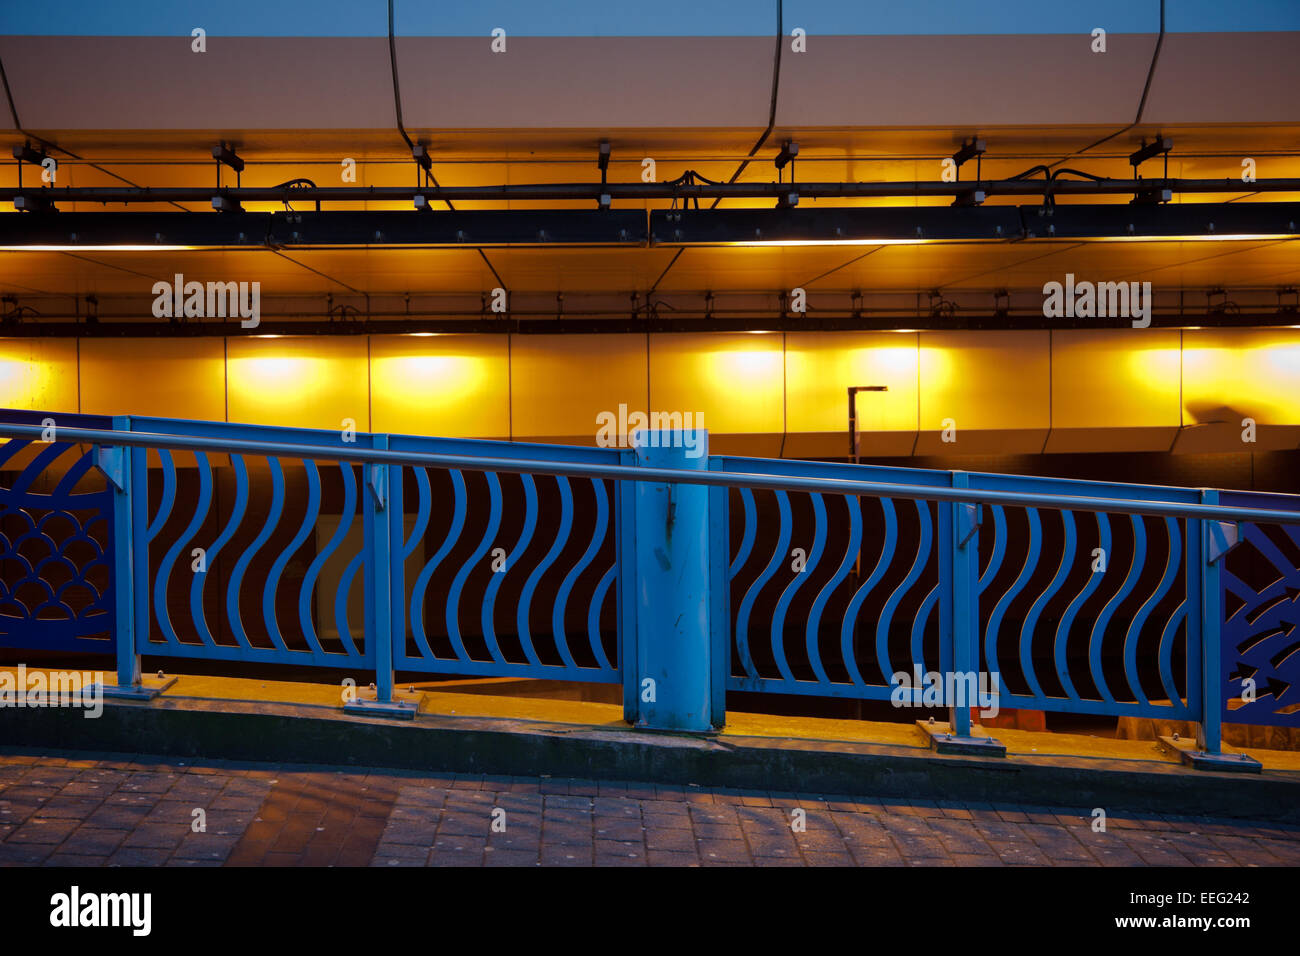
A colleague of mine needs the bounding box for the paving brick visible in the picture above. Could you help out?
[120,822,189,849]
[173,832,241,862]
[3,747,1295,871]
[107,846,174,867]
[696,839,751,863]
[646,849,698,866]
[8,817,79,844]
[63,826,128,856]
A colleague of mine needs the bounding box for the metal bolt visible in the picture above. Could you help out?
[156,670,164,679]
[1172,732,1179,741]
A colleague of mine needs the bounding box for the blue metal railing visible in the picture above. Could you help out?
[2,410,1299,754]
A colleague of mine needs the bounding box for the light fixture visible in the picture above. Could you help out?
[412,144,433,174]
[12,144,46,167]
[775,141,799,172]
[212,144,245,174]
[1129,137,1173,168]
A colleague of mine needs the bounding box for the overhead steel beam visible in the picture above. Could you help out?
[0,209,649,248]
[3,178,1300,207]
[5,312,1298,338]
[2,204,1296,250]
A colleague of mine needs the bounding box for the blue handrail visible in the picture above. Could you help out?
[1,422,1297,525]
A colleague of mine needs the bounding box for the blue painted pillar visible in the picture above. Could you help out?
[630,429,711,731]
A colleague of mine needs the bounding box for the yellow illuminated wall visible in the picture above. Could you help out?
[917,331,1051,455]
[648,333,784,456]
[2,330,1298,458]
[784,331,920,458]
[1181,329,1300,451]
[511,334,648,445]
[0,338,78,412]
[370,334,509,439]
[80,338,226,420]
[1047,330,1182,453]
[227,335,369,431]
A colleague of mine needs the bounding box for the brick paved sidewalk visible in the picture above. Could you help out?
[2,748,1298,867]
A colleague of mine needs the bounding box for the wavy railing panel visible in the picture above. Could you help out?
[727,489,936,699]
[980,506,1190,718]
[142,451,369,666]
[397,468,618,682]
[725,483,1191,717]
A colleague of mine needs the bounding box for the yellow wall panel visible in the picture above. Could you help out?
[79,338,226,421]
[0,338,79,413]
[511,333,647,445]
[1045,330,1181,452]
[648,332,783,455]
[784,331,919,457]
[917,330,1050,454]
[1180,329,1300,451]
[370,334,509,440]
[226,335,369,431]
[1183,329,1300,424]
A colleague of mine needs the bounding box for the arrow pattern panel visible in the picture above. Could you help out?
[1222,523,1300,727]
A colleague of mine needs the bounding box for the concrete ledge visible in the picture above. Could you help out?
[2,696,1298,823]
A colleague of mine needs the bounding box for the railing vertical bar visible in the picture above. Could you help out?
[387,451,407,683]
[616,450,638,722]
[707,461,730,729]
[108,416,139,690]
[948,473,977,737]
[366,436,393,704]
[130,437,150,670]
[1197,489,1222,754]
[937,491,953,680]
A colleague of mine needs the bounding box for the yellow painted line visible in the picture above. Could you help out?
[4,668,1298,770]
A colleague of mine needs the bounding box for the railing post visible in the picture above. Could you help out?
[626,428,712,732]
[706,458,730,730]
[1172,489,1258,770]
[347,435,414,718]
[616,449,639,723]
[94,417,169,699]
[1197,489,1222,755]
[103,416,137,690]
[948,473,978,738]
[923,472,1000,754]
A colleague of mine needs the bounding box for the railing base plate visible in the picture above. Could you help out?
[344,698,419,721]
[916,720,1006,757]
[95,676,178,701]
[1159,736,1262,773]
